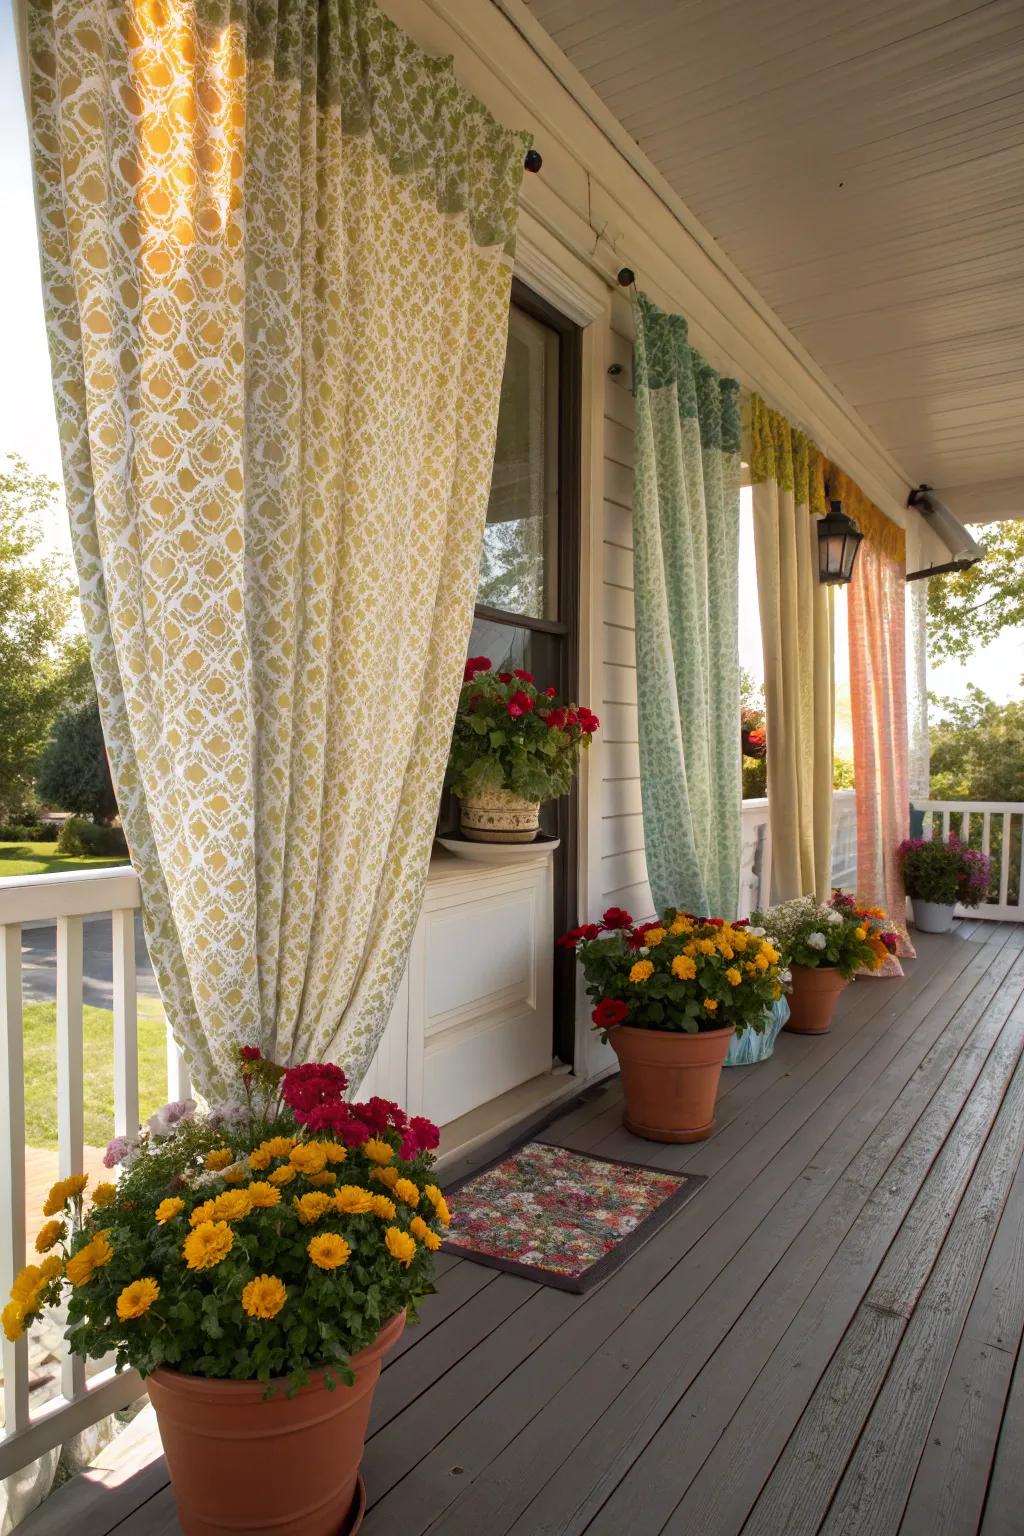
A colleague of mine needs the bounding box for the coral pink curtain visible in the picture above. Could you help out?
[842,474,916,960]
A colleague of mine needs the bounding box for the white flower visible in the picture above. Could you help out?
[206,1100,249,1130]
[825,909,844,925]
[807,932,827,950]
[779,968,792,985]
[747,926,766,937]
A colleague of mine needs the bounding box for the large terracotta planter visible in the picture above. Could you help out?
[460,788,541,843]
[784,963,848,1035]
[607,1023,735,1143]
[146,1311,406,1536]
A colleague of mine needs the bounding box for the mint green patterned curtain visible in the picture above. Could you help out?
[632,294,742,918]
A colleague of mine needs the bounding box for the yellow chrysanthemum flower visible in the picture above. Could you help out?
[289,1142,329,1175]
[308,1171,337,1188]
[725,967,742,987]
[42,1173,88,1217]
[155,1197,185,1224]
[242,1274,287,1318]
[2,1300,25,1342]
[671,954,696,981]
[754,953,770,972]
[246,1181,281,1209]
[183,1221,234,1271]
[11,1265,43,1305]
[66,1232,113,1287]
[363,1138,394,1166]
[718,944,734,961]
[262,1136,295,1159]
[222,1165,248,1186]
[643,928,667,947]
[771,982,782,998]
[268,1164,297,1187]
[308,1233,351,1271]
[292,1192,332,1224]
[762,944,780,964]
[669,916,692,935]
[703,998,719,1013]
[35,1219,63,1253]
[246,1147,271,1171]
[424,1185,451,1228]
[212,1189,252,1223]
[393,1178,420,1208]
[189,1200,219,1227]
[321,1142,348,1165]
[334,1185,375,1216]
[369,1166,399,1190]
[204,1148,234,1171]
[38,1254,62,1283]
[730,931,749,952]
[695,939,716,956]
[854,927,867,940]
[409,1216,442,1252]
[629,960,654,983]
[116,1278,159,1320]
[370,1194,397,1220]
[91,1181,118,1209]
[384,1227,417,1267]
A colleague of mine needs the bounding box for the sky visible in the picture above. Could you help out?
[2,7,1019,708]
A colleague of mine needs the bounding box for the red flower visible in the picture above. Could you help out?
[513,669,535,683]
[463,656,491,683]
[557,922,601,949]
[239,1045,262,1062]
[733,917,750,928]
[704,917,725,928]
[592,999,629,1030]
[281,1061,348,1120]
[498,672,513,684]
[577,707,600,735]
[507,690,534,718]
[601,906,633,930]
[544,707,567,730]
[881,932,899,952]
[567,710,578,725]
[544,687,557,699]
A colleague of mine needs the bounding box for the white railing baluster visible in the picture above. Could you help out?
[167,1022,191,1103]
[112,909,139,1137]
[56,914,87,1401]
[1,922,29,1435]
[998,813,1011,910]
[942,808,950,839]
[982,812,990,859]
[917,801,1024,922]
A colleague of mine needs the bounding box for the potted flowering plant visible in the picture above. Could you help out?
[741,706,766,761]
[448,657,599,842]
[559,907,785,1142]
[753,896,884,1034]
[4,1048,448,1536]
[897,833,992,932]
[829,889,903,972]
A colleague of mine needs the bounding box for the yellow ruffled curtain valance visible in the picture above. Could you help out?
[825,466,906,565]
[749,394,827,517]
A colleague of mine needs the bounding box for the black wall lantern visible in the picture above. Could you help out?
[817,498,863,585]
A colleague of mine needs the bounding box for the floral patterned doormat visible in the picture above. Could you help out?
[441,1141,705,1292]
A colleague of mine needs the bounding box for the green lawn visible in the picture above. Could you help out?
[23,1000,169,1149]
[0,840,129,878]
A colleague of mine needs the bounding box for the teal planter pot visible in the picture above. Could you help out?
[724,995,790,1066]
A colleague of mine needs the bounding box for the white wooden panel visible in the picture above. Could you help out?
[604,458,633,512]
[1,923,29,1436]
[602,848,650,894]
[602,581,635,629]
[601,812,646,858]
[603,777,644,819]
[112,909,139,1139]
[600,702,638,744]
[603,500,634,551]
[602,742,641,782]
[602,662,638,705]
[602,541,634,590]
[604,416,635,470]
[601,878,655,921]
[605,375,635,428]
[602,622,637,668]
[55,915,86,1401]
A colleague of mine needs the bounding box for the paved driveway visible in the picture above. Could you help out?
[21,912,159,1009]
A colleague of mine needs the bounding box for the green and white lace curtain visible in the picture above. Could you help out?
[25,0,527,1098]
[749,396,834,902]
[632,294,742,918]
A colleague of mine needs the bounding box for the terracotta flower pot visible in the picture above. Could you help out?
[784,963,848,1035]
[146,1311,406,1536]
[460,788,541,843]
[607,1023,735,1143]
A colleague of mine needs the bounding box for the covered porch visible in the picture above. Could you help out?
[22,915,1024,1536]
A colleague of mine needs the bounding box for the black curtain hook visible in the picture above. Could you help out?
[524,148,543,173]
[617,267,635,288]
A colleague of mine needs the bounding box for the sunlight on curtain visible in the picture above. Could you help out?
[27,0,528,1096]
[749,396,834,903]
[632,294,742,918]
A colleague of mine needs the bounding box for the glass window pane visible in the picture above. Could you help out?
[479,305,559,620]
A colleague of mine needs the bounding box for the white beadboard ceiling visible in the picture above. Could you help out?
[524,0,1024,521]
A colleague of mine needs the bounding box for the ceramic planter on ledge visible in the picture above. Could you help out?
[459,788,542,843]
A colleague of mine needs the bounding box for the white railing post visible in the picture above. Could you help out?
[112,908,139,1137]
[1,921,29,1435]
[56,914,87,1401]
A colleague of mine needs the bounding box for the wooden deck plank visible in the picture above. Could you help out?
[897,1107,1024,1536]
[361,931,1009,1533]
[980,1343,1024,1536]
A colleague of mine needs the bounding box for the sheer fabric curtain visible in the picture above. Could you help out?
[27,0,527,1096]
[749,396,834,902]
[632,294,742,918]
[831,470,916,958]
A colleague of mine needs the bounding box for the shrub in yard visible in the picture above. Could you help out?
[57,817,128,859]
[0,821,59,842]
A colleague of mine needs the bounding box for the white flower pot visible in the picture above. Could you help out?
[911,897,956,933]
[459,790,541,844]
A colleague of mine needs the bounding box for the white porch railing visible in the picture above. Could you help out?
[0,865,188,1483]
[916,801,1024,922]
[739,789,858,917]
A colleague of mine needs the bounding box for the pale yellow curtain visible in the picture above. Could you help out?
[27,0,527,1097]
[750,396,834,902]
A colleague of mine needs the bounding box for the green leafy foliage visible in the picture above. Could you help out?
[753,897,882,979]
[447,659,597,804]
[38,696,118,823]
[56,816,128,858]
[928,685,1024,802]
[927,521,1024,664]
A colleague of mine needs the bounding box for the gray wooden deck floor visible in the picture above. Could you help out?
[22,918,1024,1536]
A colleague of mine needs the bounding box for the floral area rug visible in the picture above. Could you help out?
[441,1141,705,1292]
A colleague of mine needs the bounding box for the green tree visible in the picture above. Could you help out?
[36,697,117,823]
[0,455,81,819]
[927,520,1024,663]
[928,684,1024,802]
